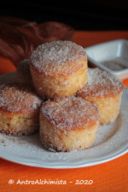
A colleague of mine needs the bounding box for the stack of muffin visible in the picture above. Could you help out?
[0,41,123,152]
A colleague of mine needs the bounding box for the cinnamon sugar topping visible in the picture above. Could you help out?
[0,83,41,112]
[78,68,123,97]
[41,96,99,130]
[30,40,86,75]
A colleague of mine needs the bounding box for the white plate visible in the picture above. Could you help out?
[86,39,128,80]
[0,89,128,169]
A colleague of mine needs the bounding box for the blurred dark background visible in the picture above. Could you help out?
[0,0,128,30]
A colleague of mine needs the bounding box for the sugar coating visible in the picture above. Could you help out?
[78,68,123,97]
[41,96,99,130]
[30,40,86,74]
[0,84,41,112]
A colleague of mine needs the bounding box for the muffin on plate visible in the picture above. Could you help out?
[40,96,99,152]
[0,82,41,136]
[77,68,123,124]
[30,40,88,99]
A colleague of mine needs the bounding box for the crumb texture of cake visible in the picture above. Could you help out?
[77,68,123,124]
[40,96,99,152]
[30,40,88,98]
[0,80,42,136]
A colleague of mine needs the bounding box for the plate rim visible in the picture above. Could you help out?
[0,143,128,169]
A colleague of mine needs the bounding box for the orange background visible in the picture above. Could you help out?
[0,31,128,192]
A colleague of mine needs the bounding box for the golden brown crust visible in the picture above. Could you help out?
[0,110,39,136]
[40,96,99,130]
[83,93,122,124]
[30,40,87,76]
[30,63,87,99]
[40,115,99,152]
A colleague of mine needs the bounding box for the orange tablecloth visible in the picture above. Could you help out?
[0,31,128,192]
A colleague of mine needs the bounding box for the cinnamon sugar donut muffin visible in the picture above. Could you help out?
[30,40,88,99]
[77,68,123,125]
[0,83,41,136]
[40,96,99,152]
